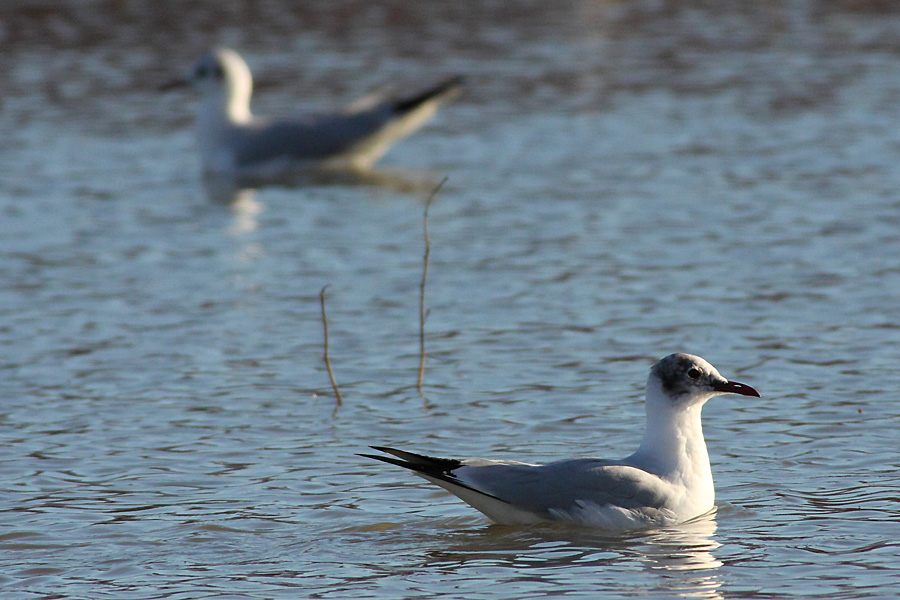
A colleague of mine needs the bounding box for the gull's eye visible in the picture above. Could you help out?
[195,65,208,79]
[687,367,702,380]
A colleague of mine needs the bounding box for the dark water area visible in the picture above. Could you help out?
[2,1,900,598]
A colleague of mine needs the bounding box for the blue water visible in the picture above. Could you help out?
[2,2,900,598]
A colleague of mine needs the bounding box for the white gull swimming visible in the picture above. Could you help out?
[169,48,461,176]
[363,353,760,530]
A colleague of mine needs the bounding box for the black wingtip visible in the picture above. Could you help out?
[393,76,464,114]
[368,446,464,470]
[360,447,457,474]
[361,445,510,504]
[358,452,410,469]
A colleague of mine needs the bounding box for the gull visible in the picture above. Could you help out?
[362,353,760,530]
[166,48,462,176]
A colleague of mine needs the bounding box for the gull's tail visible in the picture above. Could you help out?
[392,76,464,116]
[345,77,463,169]
[360,446,464,483]
[361,446,546,525]
[360,446,506,502]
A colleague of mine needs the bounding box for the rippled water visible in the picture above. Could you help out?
[2,1,900,598]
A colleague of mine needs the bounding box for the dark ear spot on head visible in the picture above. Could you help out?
[655,354,702,399]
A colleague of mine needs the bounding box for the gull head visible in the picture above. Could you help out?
[189,48,253,122]
[649,353,760,410]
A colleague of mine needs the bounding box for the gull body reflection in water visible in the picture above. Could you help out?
[205,166,444,266]
[402,510,722,600]
[639,511,723,599]
[202,167,446,205]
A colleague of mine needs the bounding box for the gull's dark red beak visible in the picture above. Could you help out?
[713,379,760,397]
[158,78,189,92]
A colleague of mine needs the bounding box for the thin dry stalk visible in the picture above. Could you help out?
[417,177,448,400]
[319,285,343,405]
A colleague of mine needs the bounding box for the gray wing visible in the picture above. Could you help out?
[340,86,394,113]
[231,77,462,168]
[458,458,672,518]
[232,110,393,167]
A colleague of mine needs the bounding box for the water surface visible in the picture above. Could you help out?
[1,1,900,598]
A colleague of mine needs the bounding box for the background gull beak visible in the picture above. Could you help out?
[158,78,189,92]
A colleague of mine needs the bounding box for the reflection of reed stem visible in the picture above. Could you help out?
[319,285,343,405]
[417,177,448,401]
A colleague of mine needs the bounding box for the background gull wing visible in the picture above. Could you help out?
[232,110,395,167]
[231,77,463,170]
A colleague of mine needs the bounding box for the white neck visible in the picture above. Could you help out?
[631,379,713,490]
[199,88,251,126]
[225,87,252,124]
[196,93,247,173]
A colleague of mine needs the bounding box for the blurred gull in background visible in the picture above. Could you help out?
[364,353,760,531]
[164,48,462,178]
